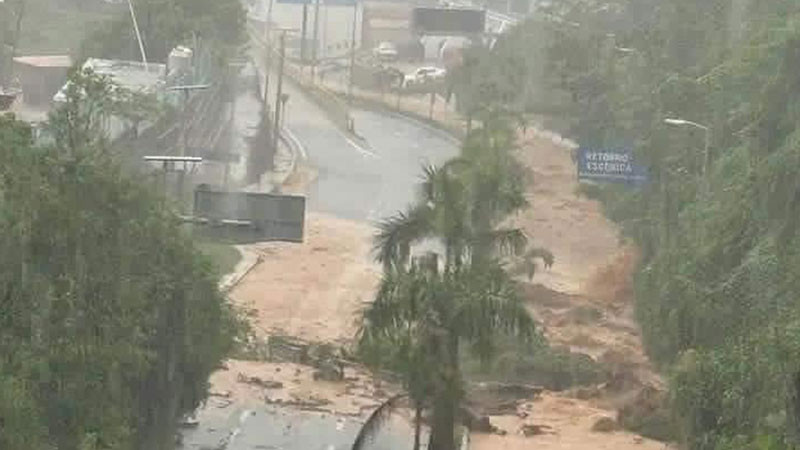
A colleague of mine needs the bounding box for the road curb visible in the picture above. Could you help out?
[219,246,264,294]
[275,126,304,186]
[335,89,465,144]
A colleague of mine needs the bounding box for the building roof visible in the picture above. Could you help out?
[13,55,73,68]
[368,18,410,29]
[83,58,166,91]
[53,58,167,103]
[364,2,412,18]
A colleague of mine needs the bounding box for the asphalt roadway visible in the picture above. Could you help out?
[281,78,459,221]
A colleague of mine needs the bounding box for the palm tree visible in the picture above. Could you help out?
[356,261,536,450]
[355,121,552,450]
[356,262,437,450]
[375,122,549,272]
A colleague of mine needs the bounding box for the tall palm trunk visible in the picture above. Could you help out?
[413,403,422,450]
[428,334,460,450]
[429,389,457,450]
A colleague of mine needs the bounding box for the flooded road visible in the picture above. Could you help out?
[189,28,456,450]
[187,5,460,448]
[182,406,414,450]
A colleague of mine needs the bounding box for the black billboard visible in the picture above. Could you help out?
[412,7,486,35]
[193,188,306,243]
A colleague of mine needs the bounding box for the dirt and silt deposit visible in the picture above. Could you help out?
[193,128,674,450]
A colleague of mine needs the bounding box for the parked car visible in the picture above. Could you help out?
[372,42,399,62]
[403,66,447,88]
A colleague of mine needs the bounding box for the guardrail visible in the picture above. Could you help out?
[275,126,303,185]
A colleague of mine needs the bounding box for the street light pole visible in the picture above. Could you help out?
[126,0,148,71]
[664,117,711,190]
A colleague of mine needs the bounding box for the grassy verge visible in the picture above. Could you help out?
[197,241,242,277]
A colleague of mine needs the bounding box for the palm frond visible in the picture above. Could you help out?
[511,246,555,281]
[526,246,555,269]
[449,264,537,361]
[419,164,440,204]
[374,204,434,268]
[487,227,528,257]
[351,394,409,450]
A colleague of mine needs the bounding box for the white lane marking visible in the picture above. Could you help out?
[221,409,255,449]
[378,110,462,146]
[239,410,254,423]
[336,127,378,159]
[283,126,308,159]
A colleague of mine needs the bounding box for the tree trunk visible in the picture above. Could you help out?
[428,390,457,450]
[428,335,460,450]
[413,404,422,450]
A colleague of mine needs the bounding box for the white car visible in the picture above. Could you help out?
[403,66,447,88]
[372,42,399,62]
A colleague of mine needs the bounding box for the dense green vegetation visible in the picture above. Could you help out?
[457,0,800,448]
[2,0,244,73]
[79,0,245,65]
[11,0,123,55]
[0,71,241,449]
[462,336,604,391]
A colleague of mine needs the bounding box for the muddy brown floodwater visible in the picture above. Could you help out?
[195,126,676,450]
[468,128,672,450]
[229,212,380,346]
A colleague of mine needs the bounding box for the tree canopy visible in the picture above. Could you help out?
[472,0,800,448]
[0,97,240,449]
[79,0,245,65]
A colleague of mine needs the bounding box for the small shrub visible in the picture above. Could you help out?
[465,337,605,391]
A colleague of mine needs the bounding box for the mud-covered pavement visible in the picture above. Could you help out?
[189,7,674,445]
[186,126,675,450]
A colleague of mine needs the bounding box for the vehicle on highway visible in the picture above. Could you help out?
[372,42,399,62]
[402,66,447,88]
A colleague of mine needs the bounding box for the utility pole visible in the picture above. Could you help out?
[311,0,321,82]
[263,0,275,109]
[347,0,357,102]
[346,0,358,131]
[300,2,309,65]
[0,0,8,88]
[272,31,287,160]
[263,0,274,108]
